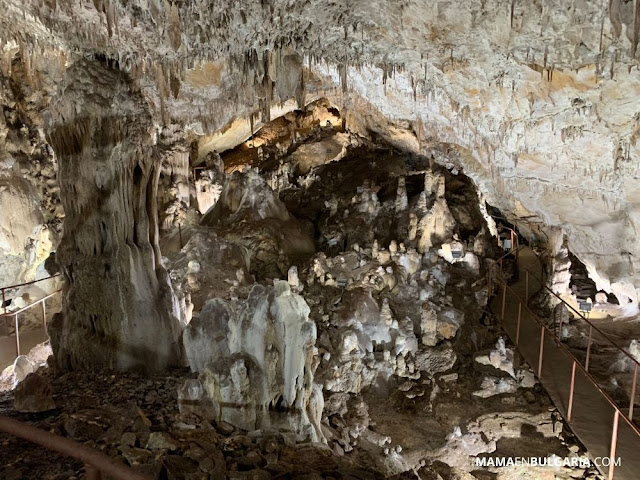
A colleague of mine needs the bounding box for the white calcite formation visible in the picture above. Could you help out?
[184,281,323,443]
[475,338,517,379]
[46,61,185,371]
[0,3,621,475]
[193,152,225,215]
[0,0,639,303]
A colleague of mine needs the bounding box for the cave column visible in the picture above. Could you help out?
[46,60,184,371]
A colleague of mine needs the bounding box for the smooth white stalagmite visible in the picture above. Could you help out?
[417,172,455,253]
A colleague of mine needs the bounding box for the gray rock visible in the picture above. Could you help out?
[119,446,152,466]
[414,343,457,376]
[146,431,179,451]
[182,299,232,373]
[121,432,137,447]
[13,373,55,413]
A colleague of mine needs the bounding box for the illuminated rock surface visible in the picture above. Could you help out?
[0,1,635,478]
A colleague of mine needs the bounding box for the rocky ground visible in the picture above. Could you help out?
[0,351,599,480]
[1,113,604,479]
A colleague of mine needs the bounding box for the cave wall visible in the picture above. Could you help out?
[0,54,61,284]
[46,60,184,371]
[1,0,639,302]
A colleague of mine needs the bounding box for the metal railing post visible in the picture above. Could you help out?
[557,310,563,340]
[14,313,20,357]
[608,410,620,480]
[568,361,577,421]
[516,302,522,345]
[510,230,514,256]
[501,284,507,321]
[538,325,545,378]
[630,363,638,421]
[586,325,593,372]
[0,288,61,365]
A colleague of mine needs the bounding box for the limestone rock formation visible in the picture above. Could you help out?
[46,61,185,371]
[0,1,635,476]
[202,169,315,278]
[0,0,639,302]
[0,64,60,285]
[185,281,323,442]
[13,372,55,413]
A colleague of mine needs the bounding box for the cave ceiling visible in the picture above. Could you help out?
[1,0,640,299]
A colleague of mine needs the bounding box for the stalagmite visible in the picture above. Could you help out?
[421,303,438,347]
[2,1,640,476]
[395,176,408,212]
[288,265,300,291]
[408,212,418,241]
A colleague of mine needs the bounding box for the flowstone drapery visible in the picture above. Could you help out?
[46,61,184,371]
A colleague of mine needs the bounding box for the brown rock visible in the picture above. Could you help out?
[120,446,152,467]
[13,373,55,413]
[146,431,180,451]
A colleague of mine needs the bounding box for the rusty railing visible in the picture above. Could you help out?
[523,266,640,420]
[492,250,640,479]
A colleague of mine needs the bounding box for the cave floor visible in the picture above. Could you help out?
[0,367,395,480]
[0,362,586,480]
[0,329,48,372]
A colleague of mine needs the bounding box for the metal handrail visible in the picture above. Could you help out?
[487,244,525,295]
[489,214,550,243]
[0,273,61,293]
[0,415,151,479]
[494,244,523,266]
[1,286,63,358]
[494,269,640,480]
[496,270,640,432]
[525,267,640,373]
[0,290,61,318]
[1,274,61,315]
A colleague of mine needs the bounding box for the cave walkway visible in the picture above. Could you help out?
[0,275,61,371]
[491,246,640,480]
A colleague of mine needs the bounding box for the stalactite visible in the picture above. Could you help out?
[610,50,616,79]
[633,0,640,58]
[338,63,348,94]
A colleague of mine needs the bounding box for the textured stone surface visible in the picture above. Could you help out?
[0,0,638,309]
[191,281,323,442]
[0,4,634,476]
[0,131,598,479]
[13,372,55,412]
[46,60,185,371]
